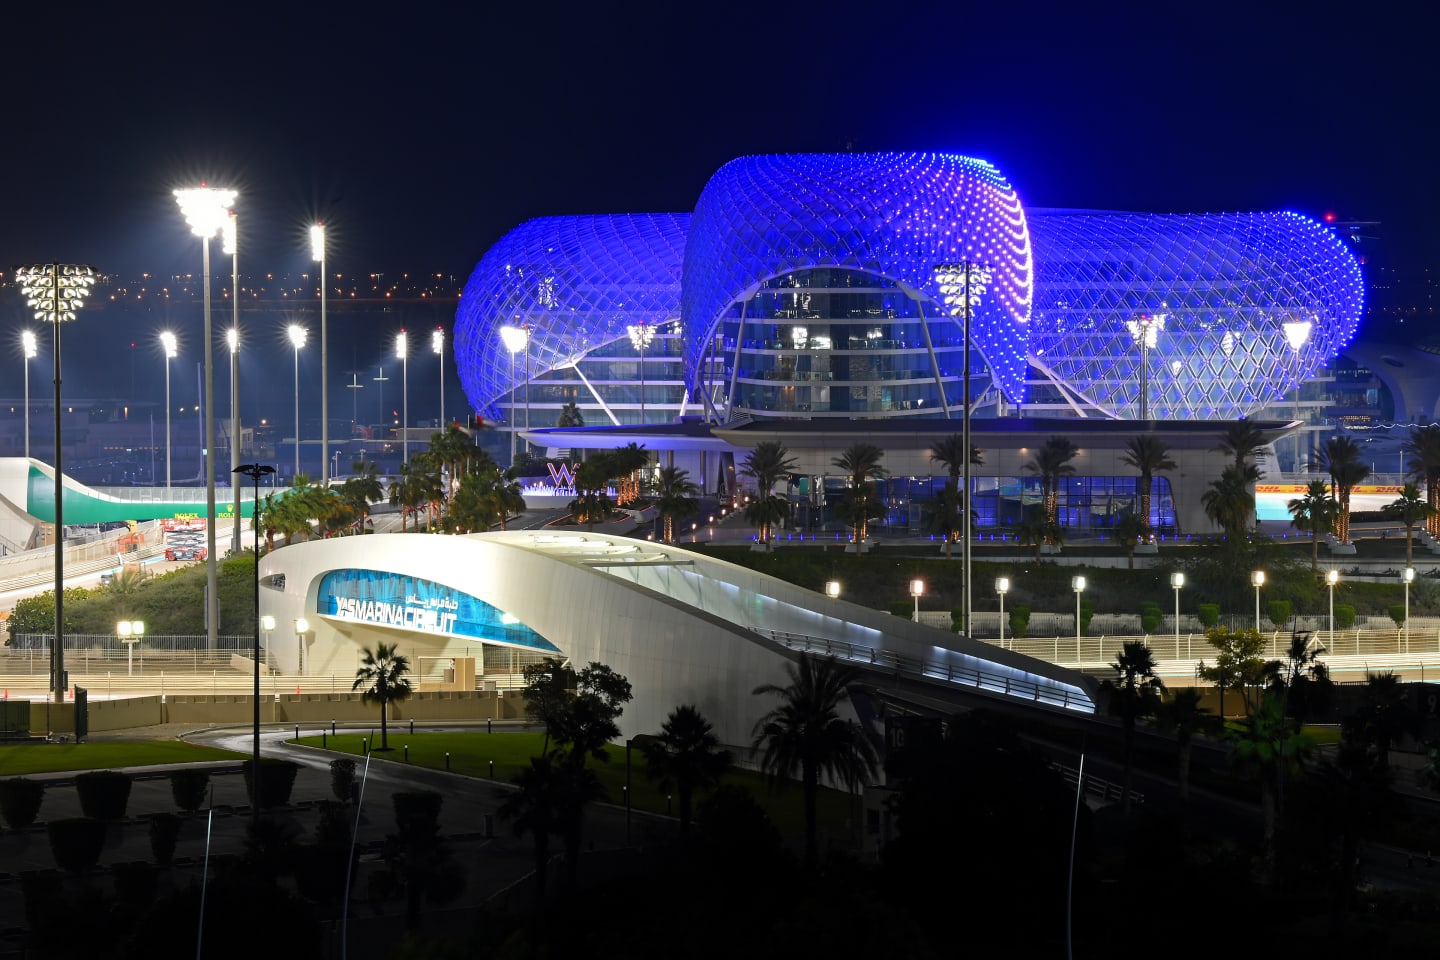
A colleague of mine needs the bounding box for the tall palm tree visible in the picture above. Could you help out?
[611,442,649,506]
[352,642,413,751]
[1402,424,1440,536]
[1387,482,1435,565]
[1313,435,1370,543]
[741,440,798,498]
[1112,511,1148,570]
[1343,671,1420,773]
[570,454,614,530]
[832,442,887,546]
[744,494,791,551]
[1228,690,1311,882]
[1016,506,1062,561]
[1119,435,1176,540]
[1287,479,1337,570]
[1201,464,1256,540]
[1023,437,1078,542]
[751,654,878,869]
[929,434,983,481]
[499,755,602,901]
[641,705,732,837]
[1101,641,1166,816]
[556,401,585,428]
[929,435,983,560]
[1216,421,1267,473]
[655,465,699,543]
[928,480,966,559]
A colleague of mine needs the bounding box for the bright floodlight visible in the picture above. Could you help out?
[1072,575,1086,592]
[160,331,178,358]
[295,617,310,634]
[261,615,276,632]
[626,322,655,351]
[396,329,407,359]
[1170,571,1185,588]
[909,578,925,598]
[995,576,1010,594]
[22,330,37,359]
[1326,569,1339,585]
[1282,319,1313,352]
[16,264,97,324]
[310,223,325,261]
[1252,570,1265,587]
[288,324,307,349]
[226,328,239,353]
[222,211,237,256]
[432,327,444,353]
[174,186,237,238]
[1125,313,1165,348]
[499,324,529,354]
[825,580,841,598]
[1404,567,1416,583]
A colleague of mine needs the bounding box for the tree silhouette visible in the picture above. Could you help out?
[1023,437,1077,542]
[351,642,413,750]
[1100,640,1165,815]
[642,705,732,837]
[1287,479,1336,570]
[1120,434,1176,540]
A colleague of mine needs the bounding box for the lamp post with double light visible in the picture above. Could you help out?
[627,322,654,424]
[1327,569,1339,649]
[311,224,329,485]
[18,265,97,704]
[996,577,1010,648]
[1171,572,1185,659]
[396,330,409,464]
[1072,576,1086,661]
[910,579,925,623]
[433,327,445,426]
[234,461,274,831]
[499,325,529,464]
[288,325,307,478]
[116,620,145,676]
[21,330,36,460]
[160,331,177,488]
[175,185,235,654]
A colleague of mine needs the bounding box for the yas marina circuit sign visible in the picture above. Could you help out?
[317,568,559,651]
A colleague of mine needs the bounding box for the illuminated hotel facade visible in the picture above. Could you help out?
[452,152,1365,536]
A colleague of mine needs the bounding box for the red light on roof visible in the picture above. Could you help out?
[1324,212,1336,222]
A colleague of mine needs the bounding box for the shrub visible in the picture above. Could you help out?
[169,769,210,813]
[1267,600,1292,629]
[330,758,357,804]
[1197,603,1221,628]
[1140,610,1163,634]
[148,813,180,865]
[75,771,132,821]
[242,758,301,809]
[315,800,352,849]
[0,778,46,830]
[46,818,106,873]
[1335,604,1356,629]
[1390,604,1408,627]
[889,600,913,618]
[1009,604,1031,639]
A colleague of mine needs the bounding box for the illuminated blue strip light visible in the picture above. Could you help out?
[454,214,688,419]
[1026,209,1365,420]
[316,568,560,651]
[682,152,1033,405]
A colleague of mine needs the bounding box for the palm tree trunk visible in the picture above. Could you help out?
[1177,740,1192,804]
[1406,523,1414,564]
[803,762,819,869]
[380,699,389,750]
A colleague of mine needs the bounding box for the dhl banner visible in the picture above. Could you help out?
[1255,484,1405,496]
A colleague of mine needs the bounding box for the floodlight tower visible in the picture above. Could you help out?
[627,322,655,424]
[1125,313,1165,420]
[16,263,97,704]
[288,325,308,477]
[21,330,36,459]
[432,327,446,426]
[1283,319,1313,470]
[396,329,409,464]
[223,211,242,554]
[500,325,530,463]
[160,331,178,488]
[311,224,329,484]
[176,185,236,653]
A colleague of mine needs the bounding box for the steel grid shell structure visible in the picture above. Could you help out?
[1026,209,1365,420]
[454,152,1364,425]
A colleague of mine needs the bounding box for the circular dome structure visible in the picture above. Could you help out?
[681,152,1034,408]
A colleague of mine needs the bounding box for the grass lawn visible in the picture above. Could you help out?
[0,740,243,777]
[295,731,860,839]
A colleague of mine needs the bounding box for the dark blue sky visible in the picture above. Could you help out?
[2,0,1434,415]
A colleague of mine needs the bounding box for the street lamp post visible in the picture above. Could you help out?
[261,615,275,670]
[176,186,235,655]
[626,322,654,424]
[1252,570,1266,641]
[295,618,310,675]
[160,331,177,488]
[116,620,145,676]
[1404,567,1415,653]
[1171,571,1185,659]
[1125,313,1165,420]
[288,325,307,479]
[233,461,274,832]
[1072,576,1086,662]
[17,264,97,705]
[224,209,242,557]
[311,225,329,485]
[910,579,925,623]
[396,330,409,465]
[499,325,529,464]
[432,327,445,427]
[1326,569,1339,649]
[996,577,1010,648]
[21,330,36,460]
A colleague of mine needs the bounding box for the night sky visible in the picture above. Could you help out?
[2,1,1435,411]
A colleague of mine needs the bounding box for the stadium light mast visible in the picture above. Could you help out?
[311,224,330,485]
[432,327,445,426]
[1125,313,1165,421]
[396,329,409,465]
[1283,318,1313,471]
[500,325,530,463]
[288,324,308,478]
[224,211,242,555]
[160,331,178,488]
[176,185,235,653]
[627,322,654,424]
[21,330,37,460]
[16,263,97,705]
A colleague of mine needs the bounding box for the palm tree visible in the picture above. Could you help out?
[1216,421,1266,473]
[1287,479,1337,570]
[1402,424,1440,537]
[499,755,602,902]
[1201,465,1255,540]
[1023,437,1078,543]
[1386,482,1435,565]
[340,465,384,534]
[611,442,649,506]
[1153,689,1220,805]
[1100,641,1166,816]
[744,494,791,551]
[655,465,699,543]
[1119,435,1176,540]
[556,401,585,428]
[1343,671,1420,773]
[751,654,878,869]
[1313,435,1370,543]
[832,443,887,546]
[569,454,614,530]
[1228,690,1311,882]
[741,440,798,498]
[1016,506,1062,561]
[641,705,732,837]
[929,433,984,481]
[928,480,966,559]
[1112,511,1148,570]
[352,642,413,751]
